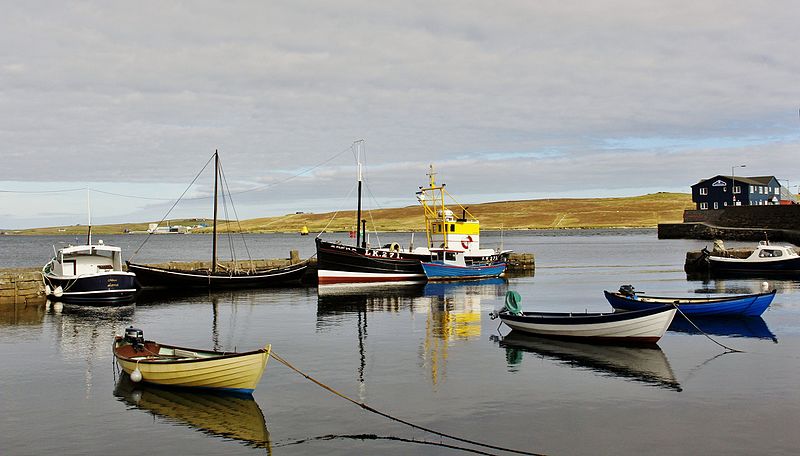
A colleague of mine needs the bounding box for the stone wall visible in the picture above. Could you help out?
[0,270,46,306]
[683,205,800,229]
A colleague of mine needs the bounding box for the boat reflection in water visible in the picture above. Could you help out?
[668,315,777,342]
[496,332,682,391]
[317,278,507,385]
[114,375,271,452]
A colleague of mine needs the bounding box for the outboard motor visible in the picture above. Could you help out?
[619,285,637,298]
[124,326,145,351]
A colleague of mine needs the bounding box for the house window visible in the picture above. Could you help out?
[699,187,708,195]
[700,202,708,210]
[713,202,718,209]
[733,185,741,194]
[750,186,754,194]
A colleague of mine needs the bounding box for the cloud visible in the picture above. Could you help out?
[1,1,799,228]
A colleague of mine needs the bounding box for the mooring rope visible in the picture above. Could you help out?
[671,304,744,353]
[274,433,499,455]
[269,351,545,456]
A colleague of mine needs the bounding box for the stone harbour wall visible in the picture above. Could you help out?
[0,270,46,306]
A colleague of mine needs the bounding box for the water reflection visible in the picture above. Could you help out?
[114,375,272,452]
[495,332,682,391]
[46,301,135,397]
[668,315,777,342]
[317,279,508,386]
[0,301,46,327]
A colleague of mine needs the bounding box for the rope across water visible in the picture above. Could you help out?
[269,351,546,456]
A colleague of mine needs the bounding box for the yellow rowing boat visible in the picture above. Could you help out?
[113,327,270,395]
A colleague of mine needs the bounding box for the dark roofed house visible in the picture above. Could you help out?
[691,175,796,210]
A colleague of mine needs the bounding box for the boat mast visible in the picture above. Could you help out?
[86,186,92,245]
[355,140,364,249]
[212,150,219,273]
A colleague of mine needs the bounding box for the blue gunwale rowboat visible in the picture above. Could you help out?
[604,286,776,317]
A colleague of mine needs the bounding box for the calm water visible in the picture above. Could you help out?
[2,230,800,455]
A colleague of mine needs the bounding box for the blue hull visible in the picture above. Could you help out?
[421,261,506,281]
[605,290,775,317]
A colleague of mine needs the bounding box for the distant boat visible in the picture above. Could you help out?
[421,249,506,281]
[702,240,800,275]
[316,142,510,284]
[491,291,676,345]
[113,327,270,395]
[300,225,309,236]
[127,151,308,288]
[605,285,775,317]
[43,240,138,305]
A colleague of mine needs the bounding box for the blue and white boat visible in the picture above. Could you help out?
[604,285,775,317]
[421,250,506,281]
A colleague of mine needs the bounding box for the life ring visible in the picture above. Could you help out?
[461,235,473,250]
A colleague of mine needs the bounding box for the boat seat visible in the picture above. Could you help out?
[173,348,200,358]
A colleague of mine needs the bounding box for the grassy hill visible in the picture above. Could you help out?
[2,192,693,235]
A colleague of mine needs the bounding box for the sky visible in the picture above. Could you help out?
[1,1,799,229]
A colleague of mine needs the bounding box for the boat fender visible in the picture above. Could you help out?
[53,286,64,298]
[389,242,400,253]
[130,367,143,383]
[504,291,523,315]
[45,284,52,296]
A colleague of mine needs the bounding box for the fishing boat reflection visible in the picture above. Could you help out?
[114,374,272,452]
[668,315,777,342]
[496,332,682,391]
[316,279,507,386]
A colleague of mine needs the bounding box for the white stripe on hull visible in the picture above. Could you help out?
[317,269,425,284]
[502,309,675,340]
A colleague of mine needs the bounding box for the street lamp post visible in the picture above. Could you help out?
[731,164,746,206]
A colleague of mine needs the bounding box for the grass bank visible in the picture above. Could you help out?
[3,192,692,235]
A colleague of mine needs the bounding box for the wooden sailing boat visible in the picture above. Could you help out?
[127,151,308,288]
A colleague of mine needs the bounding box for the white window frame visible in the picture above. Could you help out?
[700,202,708,210]
[733,185,741,194]
[699,187,708,195]
[713,202,719,209]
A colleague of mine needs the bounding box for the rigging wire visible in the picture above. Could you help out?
[128,153,216,262]
[0,187,85,194]
[218,159,255,270]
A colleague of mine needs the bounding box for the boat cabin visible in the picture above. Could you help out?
[746,241,799,261]
[428,209,481,253]
[50,243,124,277]
[429,249,468,266]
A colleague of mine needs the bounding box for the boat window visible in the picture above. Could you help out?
[445,252,456,261]
[759,249,780,258]
[450,224,455,232]
[788,248,797,255]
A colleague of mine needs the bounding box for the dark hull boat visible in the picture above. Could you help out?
[315,145,510,284]
[703,241,800,276]
[127,261,308,289]
[128,151,308,289]
[44,273,138,305]
[43,242,138,305]
[316,238,425,284]
[604,286,776,317]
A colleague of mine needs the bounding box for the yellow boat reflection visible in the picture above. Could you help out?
[114,375,272,451]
